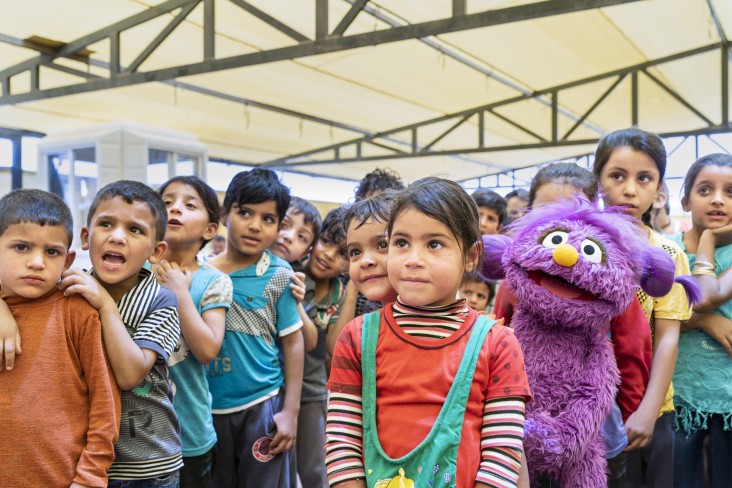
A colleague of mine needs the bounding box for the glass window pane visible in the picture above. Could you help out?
[148,148,171,188]
[0,139,12,168]
[176,153,196,176]
[21,136,40,171]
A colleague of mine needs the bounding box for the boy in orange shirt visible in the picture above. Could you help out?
[0,189,120,488]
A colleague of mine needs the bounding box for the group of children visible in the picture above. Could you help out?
[0,126,730,488]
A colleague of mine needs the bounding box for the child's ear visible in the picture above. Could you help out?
[148,240,168,265]
[80,227,90,251]
[203,222,218,242]
[464,241,482,273]
[63,249,76,271]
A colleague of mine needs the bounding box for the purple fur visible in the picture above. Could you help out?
[480,234,511,281]
[675,275,703,306]
[490,197,671,488]
[641,246,676,297]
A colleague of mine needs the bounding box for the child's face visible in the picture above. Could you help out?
[599,146,661,221]
[271,209,315,263]
[459,280,490,311]
[347,218,397,302]
[506,196,528,220]
[388,208,479,308]
[532,182,584,209]
[478,206,501,235]
[162,181,217,247]
[307,234,345,280]
[82,196,166,295]
[0,223,74,299]
[683,165,732,231]
[223,200,280,264]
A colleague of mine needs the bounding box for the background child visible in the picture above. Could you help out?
[295,206,347,488]
[458,275,494,313]
[154,175,233,488]
[206,168,303,487]
[326,177,531,488]
[60,180,183,486]
[471,188,506,235]
[0,189,120,488]
[354,167,404,201]
[504,188,530,224]
[594,127,692,488]
[672,153,732,487]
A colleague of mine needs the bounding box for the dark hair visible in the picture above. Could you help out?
[320,205,348,255]
[388,177,481,266]
[342,189,398,236]
[471,189,507,224]
[528,162,597,206]
[288,196,322,242]
[681,153,732,206]
[222,168,290,222]
[88,180,168,242]
[355,168,405,201]
[505,188,529,202]
[462,274,496,303]
[593,128,666,225]
[0,189,73,246]
[159,175,221,250]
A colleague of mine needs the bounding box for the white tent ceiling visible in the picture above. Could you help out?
[0,0,730,183]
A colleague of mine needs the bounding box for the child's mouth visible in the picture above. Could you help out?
[102,252,126,267]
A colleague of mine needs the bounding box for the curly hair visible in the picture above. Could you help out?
[354,168,405,201]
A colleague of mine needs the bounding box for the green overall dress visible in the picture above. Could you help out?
[361,310,494,488]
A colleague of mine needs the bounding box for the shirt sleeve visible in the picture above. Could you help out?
[610,296,652,421]
[132,286,180,361]
[485,325,532,402]
[326,317,364,396]
[494,282,517,326]
[654,239,692,321]
[74,305,121,488]
[275,269,303,337]
[477,397,526,487]
[200,273,233,313]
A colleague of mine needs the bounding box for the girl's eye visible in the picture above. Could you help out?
[639,175,651,183]
[394,239,408,248]
[321,238,331,246]
[348,248,361,259]
[541,230,569,249]
[298,234,308,243]
[611,173,623,181]
[581,239,604,264]
[14,244,28,251]
[264,216,276,224]
[164,200,172,206]
[186,203,197,209]
[377,240,388,251]
[698,186,710,195]
[428,240,443,249]
[281,222,291,230]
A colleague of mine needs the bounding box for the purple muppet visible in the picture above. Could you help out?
[481,198,699,488]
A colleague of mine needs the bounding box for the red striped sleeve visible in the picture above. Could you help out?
[325,391,365,485]
[476,397,526,487]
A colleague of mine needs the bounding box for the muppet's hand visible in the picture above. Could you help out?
[523,412,566,467]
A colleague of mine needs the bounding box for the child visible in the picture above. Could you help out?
[154,176,233,487]
[471,188,506,235]
[326,177,531,488]
[60,180,183,486]
[327,190,399,356]
[210,234,226,256]
[593,128,692,488]
[672,153,732,487]
[354,167,404,201]
[458,275,494,313]
[206,168,304,487]
[295,206,347,488]
[0,189,120,488]
[504,188,529,224]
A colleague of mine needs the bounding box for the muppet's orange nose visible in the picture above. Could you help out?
[553,244,578,267]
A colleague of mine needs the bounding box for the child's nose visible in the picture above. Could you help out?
[27,253,45,269]
[109,226,127,242]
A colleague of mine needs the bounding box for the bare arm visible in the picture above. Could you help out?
[269,329,304,455]
[61,268,159,390]
[624,318,679,450]
[153,261,225,364]
[684,312,732,358]
[0,298,21,371]
[327,280,358,357]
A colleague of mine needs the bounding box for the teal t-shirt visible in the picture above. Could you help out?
[673,235,732,432]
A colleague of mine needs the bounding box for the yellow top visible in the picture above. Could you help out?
[636,228,692,415]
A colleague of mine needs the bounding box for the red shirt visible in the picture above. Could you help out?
[328,305,531,486]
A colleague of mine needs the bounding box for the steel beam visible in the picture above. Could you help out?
[332,0,369,37]
[0,0,639,105]
[229,0,309,42]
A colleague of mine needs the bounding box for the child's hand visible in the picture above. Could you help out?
[70,483,90,488]
[623,406,656,450]
[269,409,297,455]
[0,298,21,371]
[694,313,732,358]
[706,223,732,247]
[152,260,192,295]
[60,268,114,311]
[289,272,306,303]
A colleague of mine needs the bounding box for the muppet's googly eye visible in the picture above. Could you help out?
[581,239,603,264]
[541,231,569,249]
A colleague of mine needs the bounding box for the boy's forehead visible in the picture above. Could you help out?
[93,196,157,224]
[2,221,70,248]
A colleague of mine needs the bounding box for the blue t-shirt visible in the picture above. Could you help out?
[169,265,232,457]
[673,235,732,431]
[206,250,302,412]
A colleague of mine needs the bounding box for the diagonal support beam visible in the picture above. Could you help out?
[229,0,310,42]
[561,74,626,141]
[641,68,714,125]
[332,0,369,36]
